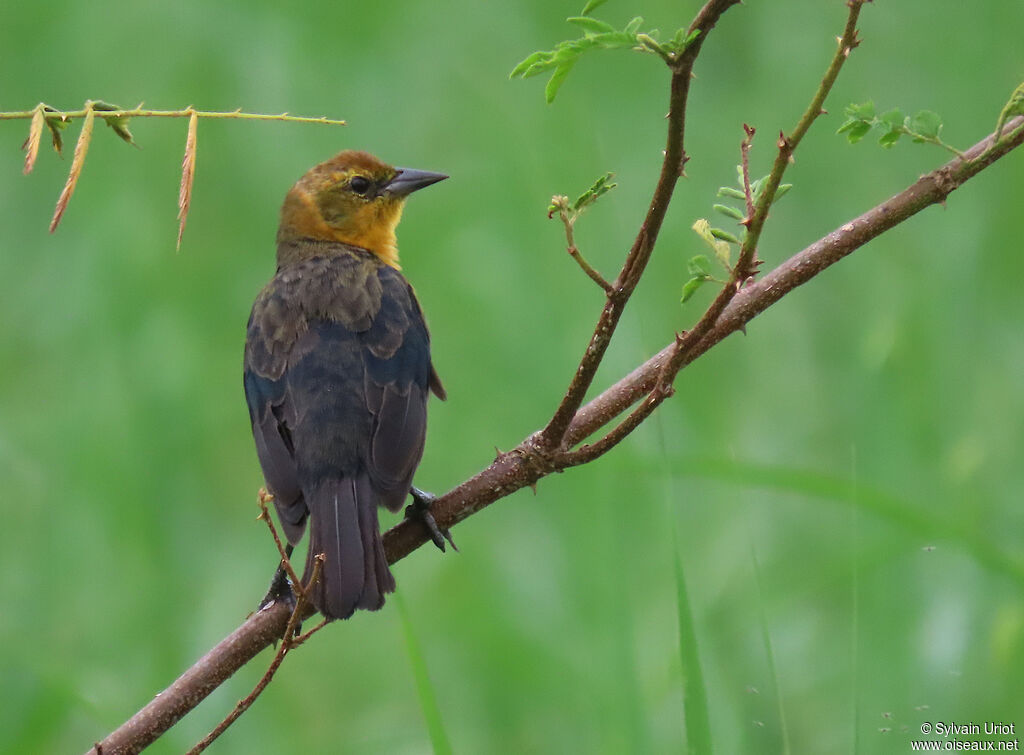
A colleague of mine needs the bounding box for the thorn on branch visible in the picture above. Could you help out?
[740,124,756,222]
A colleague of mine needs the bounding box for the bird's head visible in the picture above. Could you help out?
[276,150,447,269]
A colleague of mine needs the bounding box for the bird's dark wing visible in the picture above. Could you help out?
[361,265,437,511]
[244,308,306,544]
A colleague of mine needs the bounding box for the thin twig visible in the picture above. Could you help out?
[186,555,324,755]
[539,0,741,450]
[290,618,330,648]
[257,489,302,590]
[0,105,345,126]
[675,0,864,374]
[83,114,1024,755]
[553,200,612,292]
[740,124,756,223]
[564,1,865,462]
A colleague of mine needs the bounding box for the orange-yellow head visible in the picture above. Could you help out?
[276,150,447,269]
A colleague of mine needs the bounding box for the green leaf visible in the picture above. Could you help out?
[845,100,875,121]
[510,51,551,78]
[545,59,577,103]
[878,129,903,148]
[692,218,731,268]
[43,111,69,155]
[712,203,745,221]
[681,276,707,303]
[580,0,609,15]
[624,16,643,35]
[717,186,746,200]
[774,183,793,202]
[836,118,859,135]
[567,16,615,34]
[879,108,904,131]
[92,101,137,146]
[710,228,741,244]
[910,110,942,140]
[995,82,1024,138]
[587,31,638,50]
[573,172,617,211]
[843,121,873,144]
[688,254,712,277]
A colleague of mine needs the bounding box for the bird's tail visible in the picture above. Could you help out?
[303,475,395,620]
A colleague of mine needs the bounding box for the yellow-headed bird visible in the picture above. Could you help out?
[244,150,446,620]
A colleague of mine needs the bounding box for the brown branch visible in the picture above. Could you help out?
[562,0,864,463]
[538,0,741,450]
[186,554,323,755]
[565,114,1024,450]
[86,113,1024,755]
[552,196,612,292]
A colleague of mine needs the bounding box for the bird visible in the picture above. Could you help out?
[243,150,447,620]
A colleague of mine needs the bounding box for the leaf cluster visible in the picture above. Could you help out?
[510,11,699,103]
[682,170,791,303]
[837,101,963,156]
[548,172,618,223]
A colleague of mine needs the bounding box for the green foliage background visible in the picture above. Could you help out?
[1,1,1021,752]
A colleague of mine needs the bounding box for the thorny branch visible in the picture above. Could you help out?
[74,0,1024,750]
[86,111,1024,754]
[184,555,323,755]
[538,0,742,450]
[551,196,613,292]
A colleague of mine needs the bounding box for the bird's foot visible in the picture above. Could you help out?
[258,562,297,614]
[405,486,457,553]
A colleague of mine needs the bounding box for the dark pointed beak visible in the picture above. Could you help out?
[385,167,448,197]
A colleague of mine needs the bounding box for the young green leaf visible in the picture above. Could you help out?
[93,101,137,147]
[688,254,712,277]
[710,227,741,244]
[44,109,69,155]
[681,276,708,303]
[580,0,609,15]
[545,59,578,103]
[994,82,1024,138]
[840,120,872,144]
[692,218,731,269]
[910,110,942,141]
[510,51,552,79]
[567,16,616,34]
[879,108,904,130]
[624,16,643,35]
[878,129,903,148]
[717,186,746,200]
[713,203,744,221]
[846,100,876,121]
[573,172,617,212]
[773,183,793,202]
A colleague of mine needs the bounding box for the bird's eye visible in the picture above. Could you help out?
[349,176,372,195]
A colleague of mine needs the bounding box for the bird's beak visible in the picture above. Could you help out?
[385,167,448,197]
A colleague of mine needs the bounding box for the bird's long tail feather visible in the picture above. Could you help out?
[304,475,395,620]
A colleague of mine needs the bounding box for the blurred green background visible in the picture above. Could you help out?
[1,1,1022,752]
